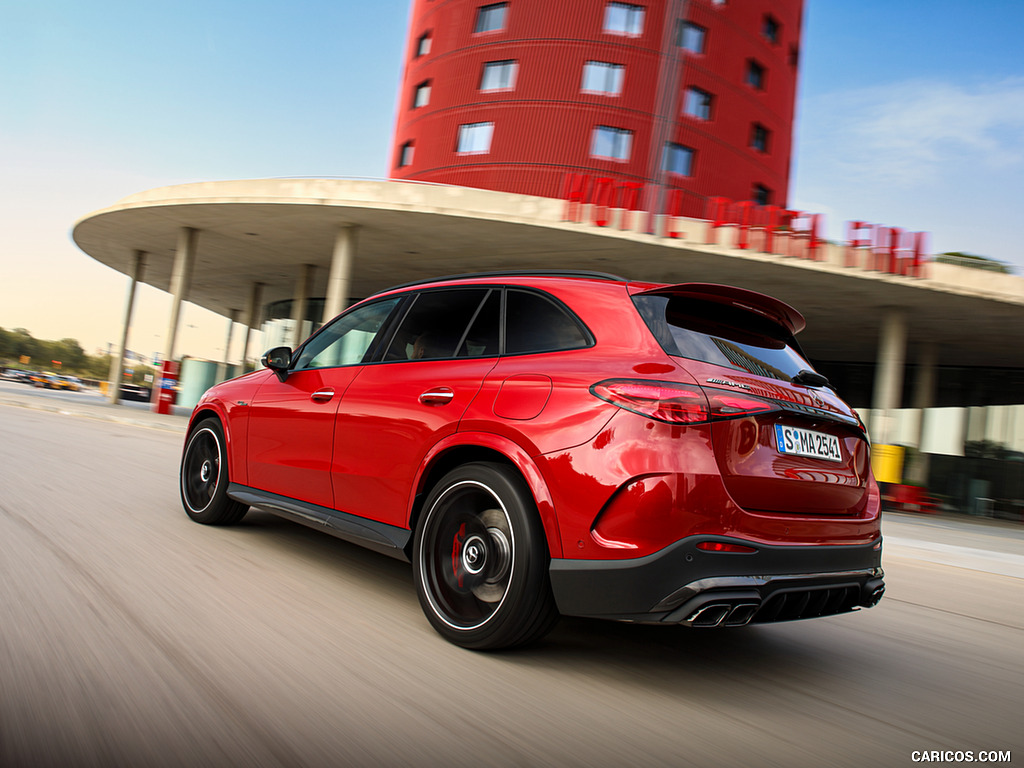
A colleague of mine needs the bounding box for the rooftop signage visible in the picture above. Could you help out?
[560,173,928,279]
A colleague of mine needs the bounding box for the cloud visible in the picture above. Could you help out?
[799,77,1024,187]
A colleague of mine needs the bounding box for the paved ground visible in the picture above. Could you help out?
[0,401,1020,768]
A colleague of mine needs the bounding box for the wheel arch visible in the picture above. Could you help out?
[184,403,246,488]
[409,432,563,559]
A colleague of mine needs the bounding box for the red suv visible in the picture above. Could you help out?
[180,272,884,649]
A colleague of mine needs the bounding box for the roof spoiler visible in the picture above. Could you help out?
[633,282,806,336]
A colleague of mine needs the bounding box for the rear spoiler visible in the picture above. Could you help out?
[631,282,806,336]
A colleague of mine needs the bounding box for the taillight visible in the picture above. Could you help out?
[591,379,780,425]
[590,380,709,424]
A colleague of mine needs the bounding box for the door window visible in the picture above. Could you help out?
[383,289,493,361]
[292,297,402,370]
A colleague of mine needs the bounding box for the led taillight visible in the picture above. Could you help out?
[590,380,709,424]
[591,380,780,425]
[696,541,758,554]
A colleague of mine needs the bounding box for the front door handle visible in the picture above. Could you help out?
[310,388,335,402]
[419,387,454,406]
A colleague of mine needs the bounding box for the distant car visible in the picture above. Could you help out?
[57,375,82,391]
[180,272,884,650]
[33,374,63,389]
[119,383,152,402]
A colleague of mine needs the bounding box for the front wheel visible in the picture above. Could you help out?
[180,418,248,525]
[412,462,559,650]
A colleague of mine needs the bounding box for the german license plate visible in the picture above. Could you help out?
[774,425,842,463]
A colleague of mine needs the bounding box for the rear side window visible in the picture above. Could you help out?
[505,289,590,354]
[633,294,811,381]
[384,288,493,361]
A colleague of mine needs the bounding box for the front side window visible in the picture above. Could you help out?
[413,80,431,108]
[457,122,494,154]
[683,86,712,120]
[663,142,694,176]
[633,294,810,382]
[480,60,518,91]
[591,125,632,160]
[603,2,644,35]
[474,2,508,33]
[678,21,705,53]
[581,61,624,95]
[293,297,403,370]
[505,290,590,355]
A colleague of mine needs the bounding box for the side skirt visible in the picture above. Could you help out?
[227,483,411,562]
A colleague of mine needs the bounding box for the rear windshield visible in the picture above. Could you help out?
[633,294,812,381]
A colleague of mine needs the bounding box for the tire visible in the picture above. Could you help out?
[180,418,248,525]
[412,462,559,650]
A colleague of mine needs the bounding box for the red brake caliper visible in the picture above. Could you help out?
[451,523,466,587]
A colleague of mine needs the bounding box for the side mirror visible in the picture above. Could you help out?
[261,346,293,382]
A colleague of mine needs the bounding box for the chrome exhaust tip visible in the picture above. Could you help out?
[687,603,732,627]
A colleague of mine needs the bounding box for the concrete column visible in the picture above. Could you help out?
[323,225,358,324]
[163,227,199,364]
[291,264,316,348]
[218,309,240,382]
[241,281,265,371]
[870,309,907,446]
[108,250,145,404]
[906,342,937,485]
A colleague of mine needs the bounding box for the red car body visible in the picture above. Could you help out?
[181,272,883,648]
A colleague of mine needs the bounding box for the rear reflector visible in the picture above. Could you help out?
[696,541,758,554]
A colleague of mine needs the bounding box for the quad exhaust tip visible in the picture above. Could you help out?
[686,602,760,627]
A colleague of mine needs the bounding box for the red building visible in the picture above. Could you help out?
[390,0,803,218]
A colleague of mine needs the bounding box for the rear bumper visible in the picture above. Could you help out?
[549,535,884,626]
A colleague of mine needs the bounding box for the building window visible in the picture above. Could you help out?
[683,86,713,120]
[789,44,800,68]
[754,184,771,206]
[413,80,431,108]
[416,32,432,57]
[398,142,414,168]
[762,15,780,44]
[457,121,494,154]
[581,61,624,95]
[474,2,508,33]
[750,123,770,152]
[677,21,705,53]
[663,142,694,176]
[480,60,517,91]
[746,59,766,90]
[603,2,644,36]
[591,125,633,160]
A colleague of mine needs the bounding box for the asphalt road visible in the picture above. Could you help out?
[1,403,1021,768]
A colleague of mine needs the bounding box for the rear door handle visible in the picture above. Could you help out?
[310,388,335,402]
[419,387,454,406]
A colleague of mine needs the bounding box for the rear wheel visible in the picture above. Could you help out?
[412,462,559,650]
[180,418,248,525]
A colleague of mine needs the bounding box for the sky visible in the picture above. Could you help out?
[1,0,1023,362]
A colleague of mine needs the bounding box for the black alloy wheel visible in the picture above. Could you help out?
[180,418,248,525]
[413,462,559,650]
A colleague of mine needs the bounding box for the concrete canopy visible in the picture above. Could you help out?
[73,178,1024,368]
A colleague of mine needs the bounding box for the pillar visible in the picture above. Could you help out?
[906,342,937,485]
[870,309,907,446]
[218,309,240,382]
[163,227,199,364]
[291,264,316,349]
[241,281,264,371]
[108,250,145,404]
[323,225,358,324]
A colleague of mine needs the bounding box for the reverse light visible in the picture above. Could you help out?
[696,541,758,554]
